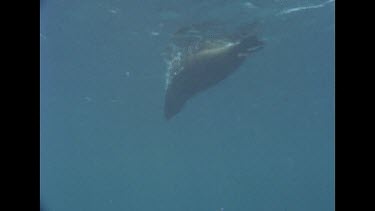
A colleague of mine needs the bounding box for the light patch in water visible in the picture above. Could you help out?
[108,8,120,14]
[278,0,334,15]
[243,2,257,9]
[151,31,160,36]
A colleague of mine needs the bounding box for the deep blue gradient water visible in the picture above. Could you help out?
[40,0,335,210]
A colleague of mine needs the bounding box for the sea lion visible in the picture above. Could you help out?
[164,22,264,120]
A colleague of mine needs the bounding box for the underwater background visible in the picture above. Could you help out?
[40,0,335,210]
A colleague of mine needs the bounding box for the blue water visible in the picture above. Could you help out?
[40,0,335,210]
